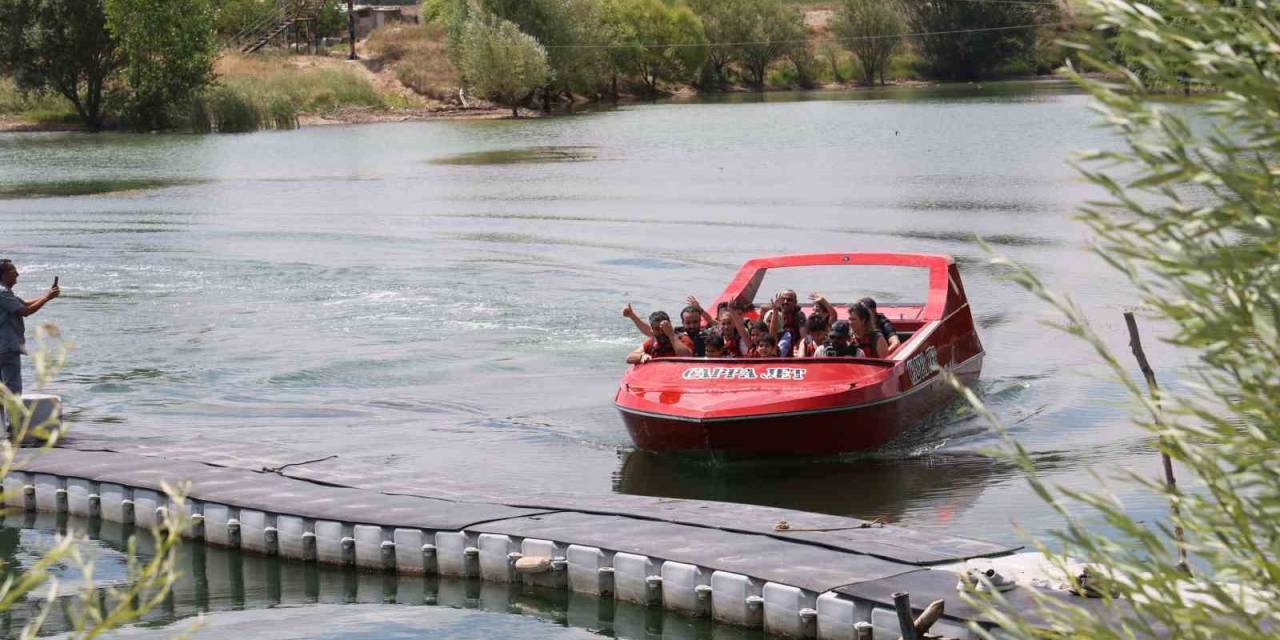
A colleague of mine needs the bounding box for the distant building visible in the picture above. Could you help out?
[350,4,418,39]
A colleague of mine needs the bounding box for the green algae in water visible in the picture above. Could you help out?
[430,146,598,165]
[0,177,201,199]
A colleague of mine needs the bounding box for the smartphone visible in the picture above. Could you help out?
[53,276,58,287]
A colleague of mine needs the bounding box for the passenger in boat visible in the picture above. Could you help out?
[849,302,890,358]
[763,290,805,355]
[748,319,771,347]
[764,296,799,357]
[858,297,901,351]
[808,293,838,331]
[798,313,829,357]
[679,297,721,357]
[704,332,727,358]
[817,320,861,357]
[749,334,780,357]
[716,303,750,357]
[625,311,694,364]
[622,303,652,337]
[678,305,708,356]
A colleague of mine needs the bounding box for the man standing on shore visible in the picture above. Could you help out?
[0,260,60,397]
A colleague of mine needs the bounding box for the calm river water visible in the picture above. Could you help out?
[0,81,1188,638]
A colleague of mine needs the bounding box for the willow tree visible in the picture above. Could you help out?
[687,0,751,89]
[959,0,1280,637]
[832,0,903,86]
[459,9,551,116]
[904,0,1043,80]
[737,0,805,90]
[605,0,706,97]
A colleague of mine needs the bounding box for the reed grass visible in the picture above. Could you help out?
[194,54,386,132]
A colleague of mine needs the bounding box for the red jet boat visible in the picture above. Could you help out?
[615,253,984,455]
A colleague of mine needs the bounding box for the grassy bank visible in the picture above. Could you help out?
[364,24,462,103]
[0,78,79,128]
[196,54,389,132]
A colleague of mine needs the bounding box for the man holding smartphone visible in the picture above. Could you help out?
[0,260,60,397]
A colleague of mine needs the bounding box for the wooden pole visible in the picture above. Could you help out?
[346,0,358,60]
[892,592,921,640]
[1123,311,1190,575]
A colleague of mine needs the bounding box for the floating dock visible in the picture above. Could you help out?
[9,436,1107,639]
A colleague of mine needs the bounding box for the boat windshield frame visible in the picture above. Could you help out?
[714,253,956,323]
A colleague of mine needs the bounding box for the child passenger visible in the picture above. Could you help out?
[704,332,727,358]
[750,334,780,357]
[798,314,829,357]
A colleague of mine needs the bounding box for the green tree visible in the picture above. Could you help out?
[0,0,119,130]
[832,0,903,86]
[736,0,804,90]
[459,7,551,116]
[105,0,218,130]
[215,0,274,37]
[427,0,615,102]
[903,0,1046,81]
[545,0,619,99]
[604,0,706,97]
[687,0,749,90]
[958,0,1280,637]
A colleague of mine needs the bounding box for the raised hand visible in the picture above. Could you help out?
[808,292,827,303]
[686,295,701,310]
[622,304,636,318]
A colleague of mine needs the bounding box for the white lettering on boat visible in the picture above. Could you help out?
[681,367,807,381]
[906,346,940,384]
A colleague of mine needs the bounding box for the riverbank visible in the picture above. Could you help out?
[0,74,1068,133]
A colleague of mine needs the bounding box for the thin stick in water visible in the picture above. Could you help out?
[1123,310,1190,575]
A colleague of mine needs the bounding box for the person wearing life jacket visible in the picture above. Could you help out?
[678,297,718,357]
[714,303,747,357]
[858,297,901,352]
[807,292,838,331]
[748,334,780,357]
[798,313,830,357]
[848,301,889,358]
[817,320,861,357]
[626,310,694,364]
[763,289,805,357]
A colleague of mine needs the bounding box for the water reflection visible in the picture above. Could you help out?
[0,514,758,639]
[0,178,202,199]
[430,146,599,165]
[615,451,1010,524]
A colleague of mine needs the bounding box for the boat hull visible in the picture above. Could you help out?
[619,358,980,455]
